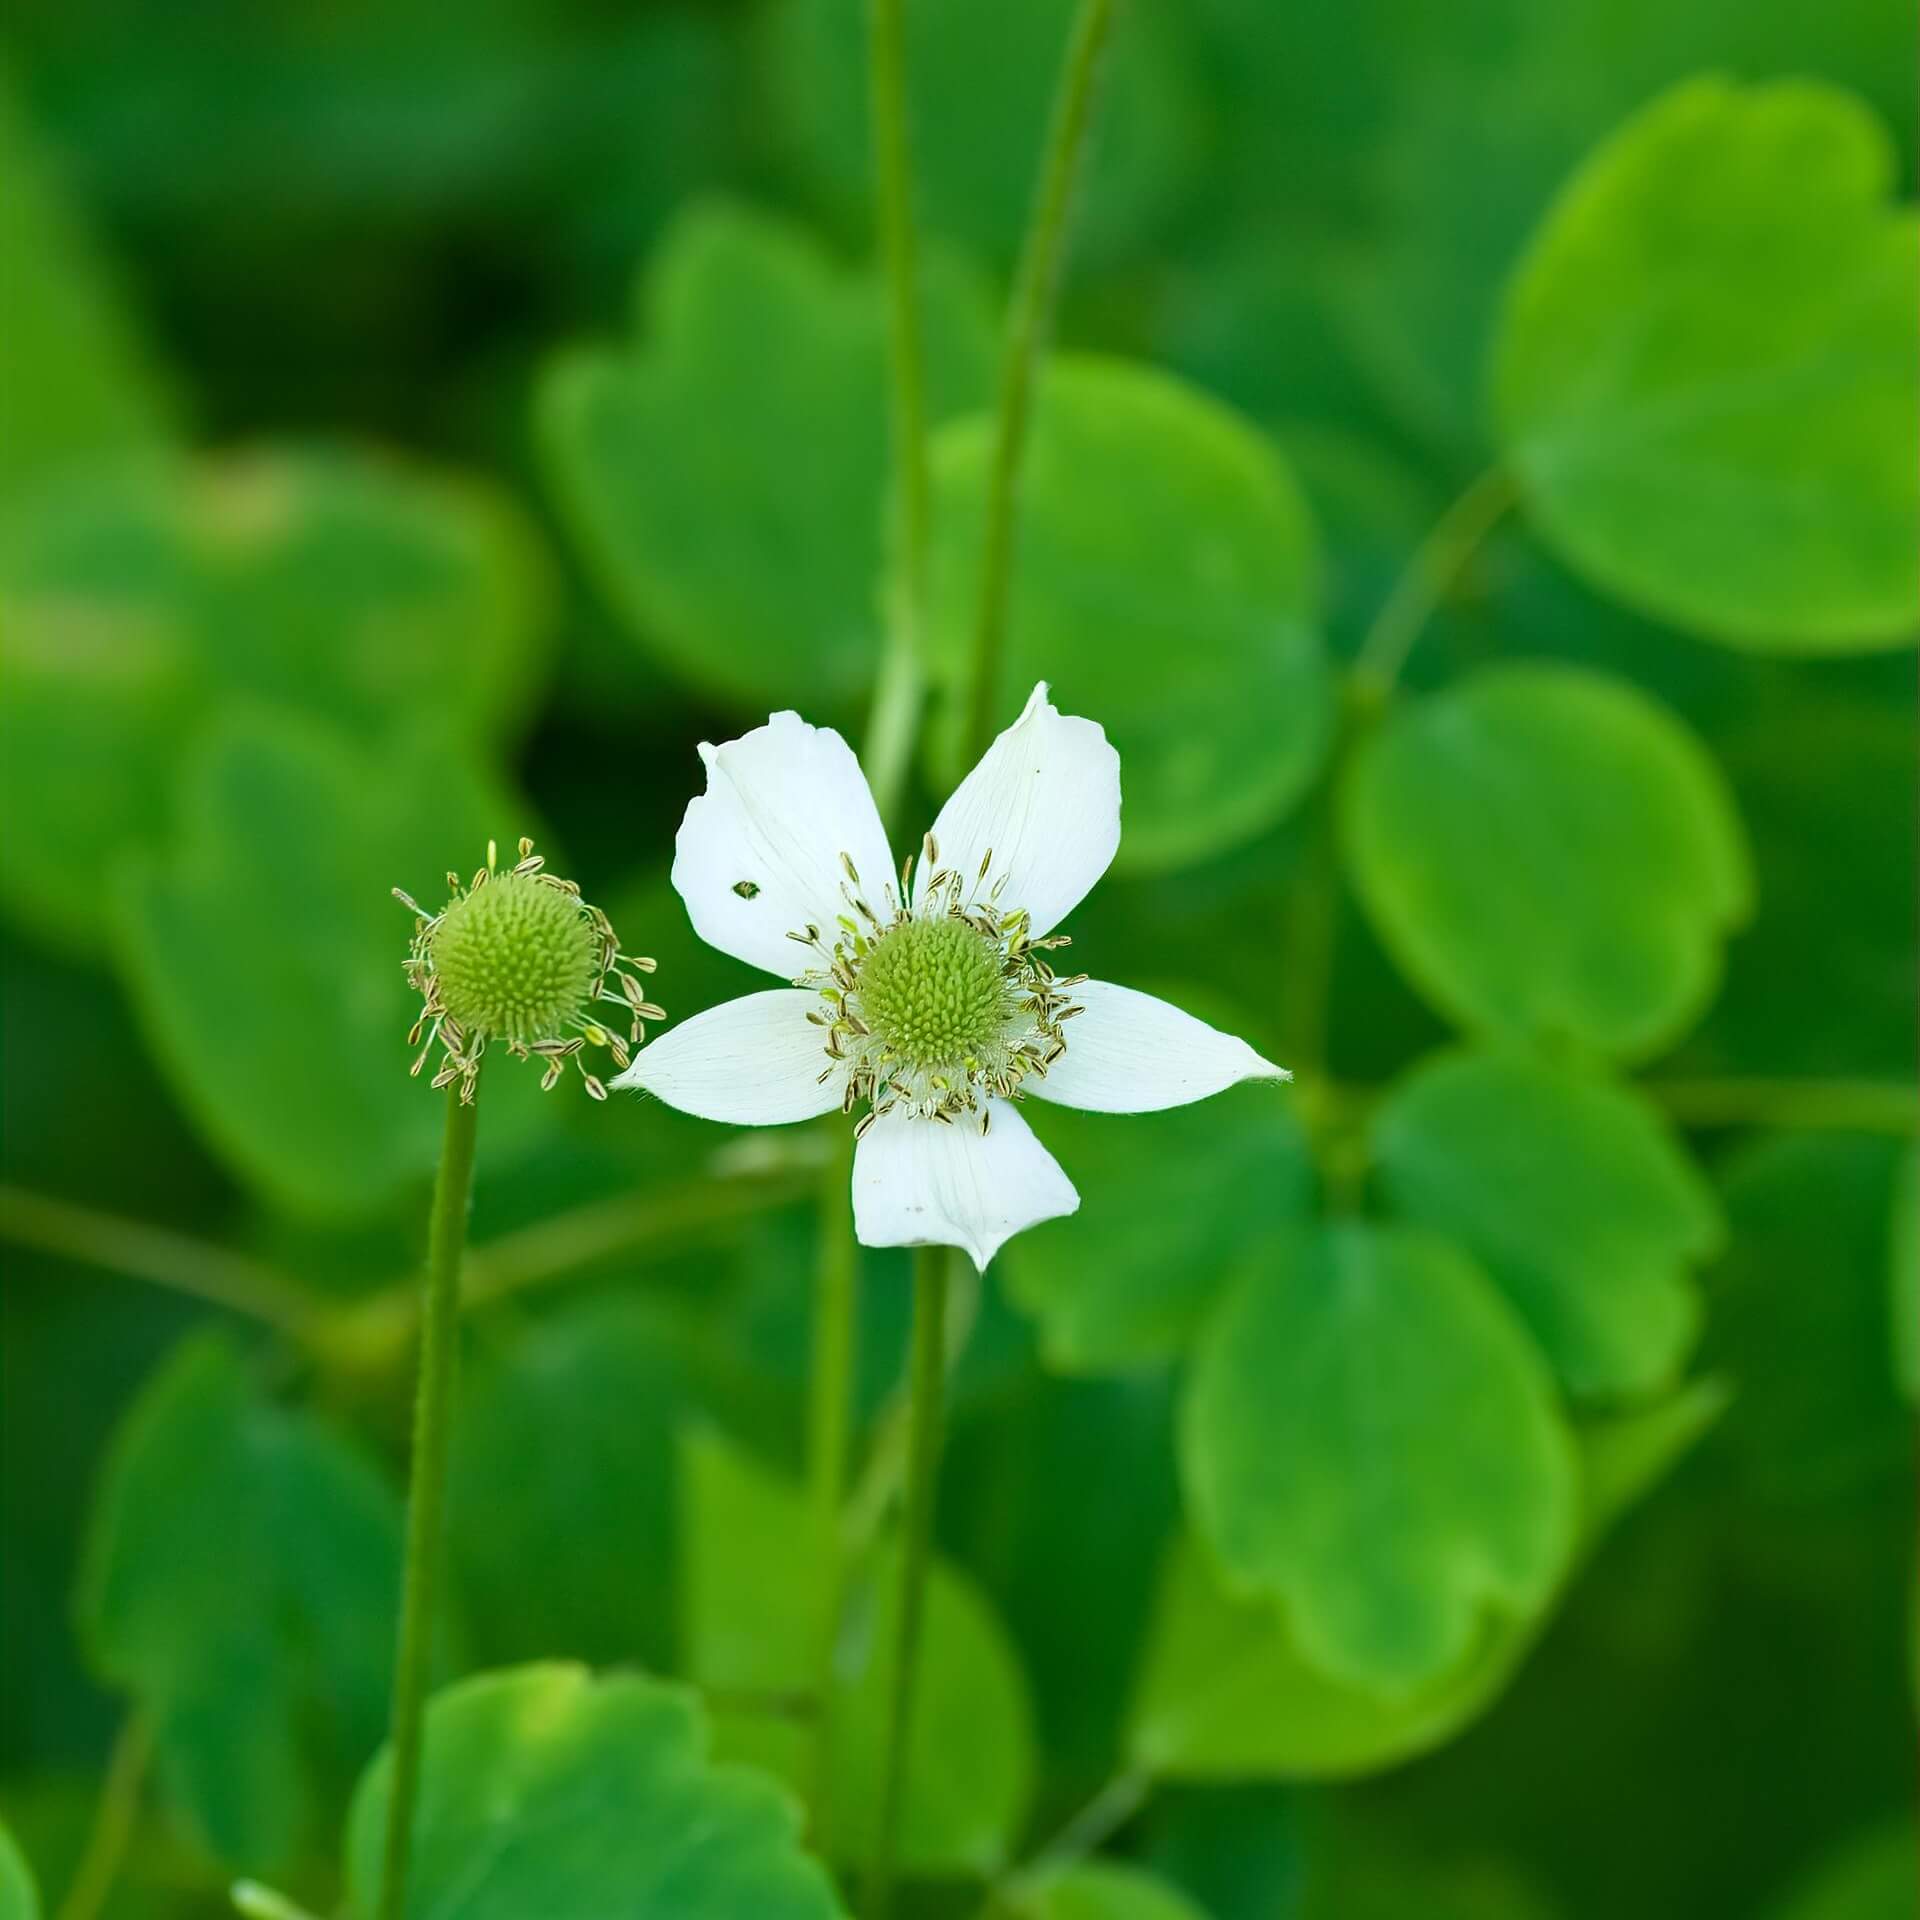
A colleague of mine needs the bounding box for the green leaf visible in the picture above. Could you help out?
[0,1825,38,1920]
[343,1664,847,1919]
[761,0,1203,274]
[1494,77,1920,652]
[116,709,554,1219]
[0,74,175,503]
[539,200,996,708]
[1181,1222,1577,1693]
[1009,1861,1211,1920]
[929,357,1334,870]
[1769,1825,1919,1920]
[1135,1377,1725,1779]
[1006,1081,1314,1372]
[1342,663,1752,1058]
[1373,1048,1721,1396]
[1889,1147,1918,1402]
[77,1333,401,1875]
[0,448,551,954]
[448,1299,685,1671]
[679,1425,1035,1875]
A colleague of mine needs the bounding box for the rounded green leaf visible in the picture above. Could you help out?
[679,1426,1035,1875]
[77,1333,402,1875]
[1494,78,1920,652]
[116,710,554,1219]
[761,0,1203,274]
[1136,1378,1725,1779]
[1374,1049,1722,1396]
[1182,1222,1578,1693]
[0,447,551,953]
[538,200,996,707]
[1011,1861,1211,1920]
[0,1825,37,1920]
[1342,663,1752,1058]
[929,357,1334,871]
[344,1664,846,1919]
[1006,1081,1315,1372]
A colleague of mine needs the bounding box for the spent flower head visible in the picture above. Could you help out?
[612,684,1288,1268]
[394,837,662,1104]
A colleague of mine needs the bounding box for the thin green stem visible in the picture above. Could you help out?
[964,0,1117,761]
[863,0,934,830]
[864,1244,952,1919]
[377,1081,481,1920]
[1350,466,1514,703]
[0,1186,318,1333]
[805,1128,860,1850]
[996,1769,1150,1900]
[1647,1076,1917,1136]
[230,1887,326,1920]
[54,1712,151,1920]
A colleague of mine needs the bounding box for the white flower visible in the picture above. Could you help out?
[612,684,1289,1269]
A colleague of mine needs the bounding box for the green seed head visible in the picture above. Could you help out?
[428,872,600,1044]
[856,914,1009,1070]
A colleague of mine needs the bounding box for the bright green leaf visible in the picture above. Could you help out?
[929,357,1334,870]
[1182,1222,1577,1693]
[679,1425,1035,1875]
[1136,1377,1724,1778]
[1495,77,1920,652]
[343,1664,847,1919]
[0,448,551,953]
[539,200,996,707]
[116,710,553,1219]
[77,1333,401,1875]
[761,0,1203,273]
[1342,663,1752,1058]
[1007,1081,1314,1372]
[1769,1824,1919,1920]
[0,74,175,503]
[1374,1048,1721,1396]
[1010,1861,1211,1920]
[449,1299,686,1671]
[0,1825,37,1920]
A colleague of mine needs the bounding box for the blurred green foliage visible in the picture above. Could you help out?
[0,0,1913,1916]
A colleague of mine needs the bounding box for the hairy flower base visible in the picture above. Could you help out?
[394,838,663,1103]
[791,838,1086,1134]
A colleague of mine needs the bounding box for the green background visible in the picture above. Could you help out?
[1,1,1914,1916]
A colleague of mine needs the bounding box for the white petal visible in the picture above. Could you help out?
[672,711,895,977]
[608,991,840,1125]
[1028,981,1289,1113]
[851,1099,1078,1271]
[927,681,1120,937]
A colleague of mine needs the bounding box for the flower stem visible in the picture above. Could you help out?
[864,1243,951,1919]
[54,1712,150,1920]
[805,1128,860,1850]
[1350,465,1514,704]
[0,1185,318,1333]
[964,0,1116,761]
[863,0,933,830]
[377,1080,481,1920]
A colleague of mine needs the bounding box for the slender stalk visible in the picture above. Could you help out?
[805,1128,860,1848]
[1350,466,1514,703]
[864,1245,951,1919]
[377,1082,481,1920]
[0,1186,317,1333]
[1001,1769,1151,1895]
[863,0,935,828]
[964,0,1117,761]
[1647,1076,1917,1136]
[54,1713,151,1920]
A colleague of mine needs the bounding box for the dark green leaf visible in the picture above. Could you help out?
[77,1333,401,1875]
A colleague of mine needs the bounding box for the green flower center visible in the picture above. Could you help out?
[855,913,1010,1071]
[428,872,600,1043]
